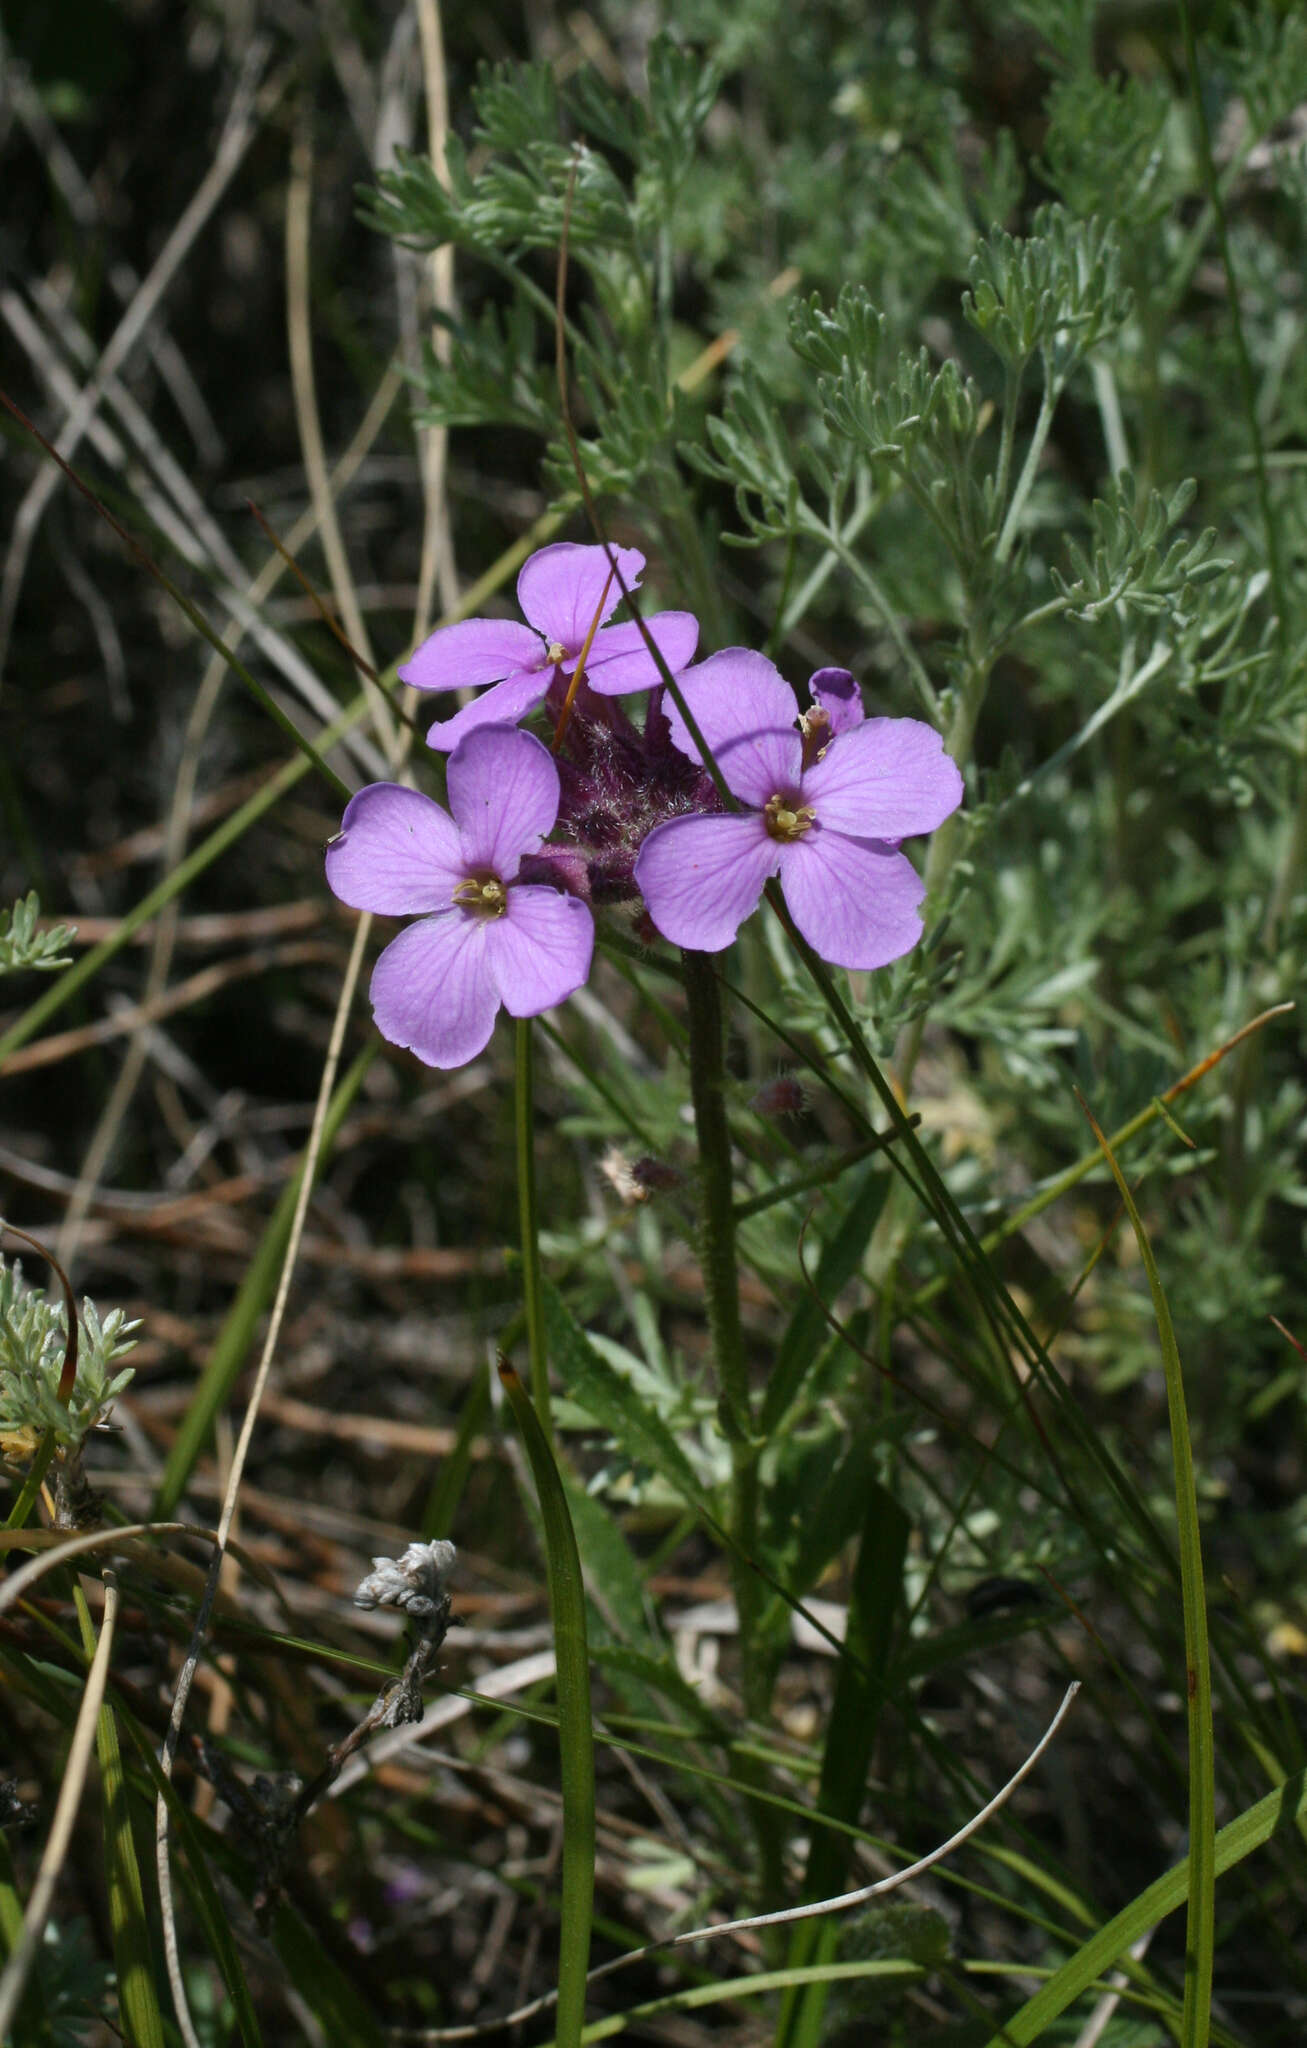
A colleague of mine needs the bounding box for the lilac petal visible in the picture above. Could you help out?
[716,726,803,807]
[635,812,780,953]
[802,717,964,839]
[369,914,500,1068]
[516,542,645,649]
[779,831,926,970]
[579,612,700,695]
[445,725,560,877]
[487,887,595,1016]
[809,667,865,735]
[326,783,465,914]
[424,670,553,753]
[663,648,799,764]
[399,617,544,694]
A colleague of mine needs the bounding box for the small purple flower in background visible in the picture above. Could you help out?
[634,649,963,970]
[400,542,699,753]
[326,725,594,1068]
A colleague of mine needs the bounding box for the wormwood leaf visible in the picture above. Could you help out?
[0,1258,138,1454]
[543,360,681,500]
[643,34,722,196]
[862,130,1022,282]
[540,1278,716,1517]
[1224,0,1307,140]
[1038,72,1172,230]
[0,894,76,975]
[415,300,556,433]
[682,362,806,542]
[963,207,1132,376]
[1051,473,1228,623]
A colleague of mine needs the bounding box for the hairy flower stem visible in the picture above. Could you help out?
[680,957,761,1667]
[682,950,782,1902]
[515,1020,551,1439]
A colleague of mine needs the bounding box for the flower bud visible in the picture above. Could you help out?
[749,1074,808,1118]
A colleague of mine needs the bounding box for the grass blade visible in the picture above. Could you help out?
[68,1580,166,2048]
[984,1762,1306,2043]
[0,1834,54,2047]
[1081,1095,1215,2047]
[499,1357,595,2048]
[777,1482,909,2048]
[97,1700,167,2048]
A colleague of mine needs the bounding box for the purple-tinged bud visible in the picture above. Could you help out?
[808,667,864,734]
[750,1074,808,1118]
[631,1155,685,1196]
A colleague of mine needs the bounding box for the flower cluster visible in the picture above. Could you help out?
[325,544,963,1067]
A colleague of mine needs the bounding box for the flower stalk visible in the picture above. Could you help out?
[680,950,763,1704]
[516,1019,551,1438]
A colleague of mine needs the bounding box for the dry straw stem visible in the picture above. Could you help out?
[153,913,375,2048]
[410,0,459,637]
[0,277,389,784]
[50,358,406,1270]
[0,1576,119,2038]
[286,118,394,754]
[153,17,461,2029]
[5,62,223,463]
[0,38,281,692]
[400,1683,1081,2042]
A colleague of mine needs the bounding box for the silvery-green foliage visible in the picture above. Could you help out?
[0,1258,138,1453]
[1223,0,1307,141]
[999,0,1095,69]
[0,892,76,975]
[1050,475,1227,624]
[859,129,1023,285]
[962,209,1132,380]
[1037,72,1174,233]
[681,363,811,543]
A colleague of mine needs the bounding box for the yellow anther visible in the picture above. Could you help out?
[452,874,508,919]
[763,793,816,843]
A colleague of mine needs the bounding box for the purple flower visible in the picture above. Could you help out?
[400,543,699,753]
[633,650,963,970]
[325,725,594,1068]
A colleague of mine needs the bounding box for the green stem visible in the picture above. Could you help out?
[681,953,751,1440]
[4,1431,56,1532]
[680,952,766,1712]
[814,518,940,719]
[996,369,1060,563]
[516,1020,550,1439]
[991,359,1025,521]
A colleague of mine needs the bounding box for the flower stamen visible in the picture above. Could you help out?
[798,705,831,772]
[763,793,816,843]
[452,873,508,920]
